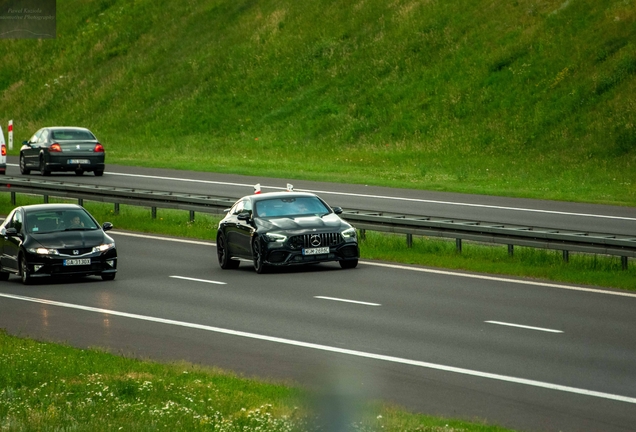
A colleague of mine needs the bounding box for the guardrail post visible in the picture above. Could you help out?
[359,229,366,240]
[114,203,120,215]
[190,210,195,223]
[43,194,49,203]
[406,233,413,248]
[151,207,157,219]
[456,238,462,253]
[622,256,628,270]
[508,244,514,257]
[563,250,569,263]
[78,198,83,207]
[10,191,15,205]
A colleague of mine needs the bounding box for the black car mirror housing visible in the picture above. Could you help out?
[5,227,20,237]
[237,212,251,221]
[332,206,343,215]
[102,222,113,231]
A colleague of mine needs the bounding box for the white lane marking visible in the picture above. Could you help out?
[109,231,636,299]
[486,321,563,333]
[0,292,634,404]
[98,170,636,222]
[362,261,636,299]
[314,296,381,306]
[170,276,226,285]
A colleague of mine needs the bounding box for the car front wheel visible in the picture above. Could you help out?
[340,259,358,269]
[20,256,32,285]
[217,232,240,269]
[19,154,30,175]
[252,237,268,274]
[101,273,116,281]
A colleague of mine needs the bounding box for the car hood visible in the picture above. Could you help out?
[30,230,108,248]
[256,214,350,233]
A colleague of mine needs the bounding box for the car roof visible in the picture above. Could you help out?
[19,203,84,213]
[45,126,93,131]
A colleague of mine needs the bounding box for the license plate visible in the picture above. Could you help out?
[68,159,91,164]
[303,247,330,255]
[63,258,91,266]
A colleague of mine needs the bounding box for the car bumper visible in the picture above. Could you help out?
[45,155,105,172]
[25,249,117,279]
[262,243,359,266]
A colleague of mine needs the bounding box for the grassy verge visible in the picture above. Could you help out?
[2,193,634,291]
[0,330,515,431]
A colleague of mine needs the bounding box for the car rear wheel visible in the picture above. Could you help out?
[217,232,240,269]
[94,170,104,177]
[39,157,50,176]
[101,273,116,281]
[252,237,268,274]
[339,259,358,269]
[20,256,32,285]
[19,154,30,175]
[75,169,84,176]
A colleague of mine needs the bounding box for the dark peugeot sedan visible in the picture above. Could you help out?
[0,204,117,284]
[217,191,359,273]
[20,126,105,176]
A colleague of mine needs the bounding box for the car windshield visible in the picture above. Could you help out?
[254,197,330,218]
[50,129,95,140]
[26,209,99,233]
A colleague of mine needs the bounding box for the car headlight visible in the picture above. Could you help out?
[28,247,59,255]
[341,227,357,239]
[263,233,287,243]
[92,243,115,253]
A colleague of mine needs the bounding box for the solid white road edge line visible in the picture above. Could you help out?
[1,292,634,404]
[170,276,226,285]
[485,321,563,333]
[314,296,381,306]
[109,231,636,299]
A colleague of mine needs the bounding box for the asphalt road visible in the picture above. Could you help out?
[1,232,636,431]
[5,156,636,236]
[1,158,636,431]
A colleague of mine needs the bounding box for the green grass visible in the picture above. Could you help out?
[2,193,634,291]
[0,0,634,205]
[0,330,517,431]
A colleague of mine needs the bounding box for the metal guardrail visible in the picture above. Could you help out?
[1,177,633,268]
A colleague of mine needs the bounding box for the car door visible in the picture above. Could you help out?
[224,199,254,258]
[22,129,45,168]
[0,209,23,272]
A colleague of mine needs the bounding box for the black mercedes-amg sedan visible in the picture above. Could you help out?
[216,191,359,273]
[0,204,117,284]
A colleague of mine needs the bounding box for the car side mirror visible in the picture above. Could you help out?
[237,212,251,221]
[332,206,343,215]
[102,222,113,231]
[5,227,19,237]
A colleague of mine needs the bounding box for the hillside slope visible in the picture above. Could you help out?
[1,0,634,204]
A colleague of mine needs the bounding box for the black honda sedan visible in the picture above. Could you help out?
[20,126,105,176]
[216,191,359,273]
[0,204,117,284]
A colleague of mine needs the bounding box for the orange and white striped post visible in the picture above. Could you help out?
[7,120,13,150]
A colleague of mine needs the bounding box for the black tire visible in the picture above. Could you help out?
[339,259,359,269]
[20,256,32,285]
[217,232,240,269]
[39,157,50,176]
[101,273,116,281]
[252,237,268,274]
[19,154,30,175]
[94,170,104,177]
[75,169,84,176]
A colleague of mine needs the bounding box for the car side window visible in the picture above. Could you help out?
[9,211,23,233]
[231,200,245,215]
[39,130,49,144]
[29,130,42,144]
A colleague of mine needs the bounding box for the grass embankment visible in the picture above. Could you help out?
[0,0,634,205]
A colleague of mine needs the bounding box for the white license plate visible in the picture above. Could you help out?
[68,159,91,164]
[64,258,91,266]
[303,247,330,255]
